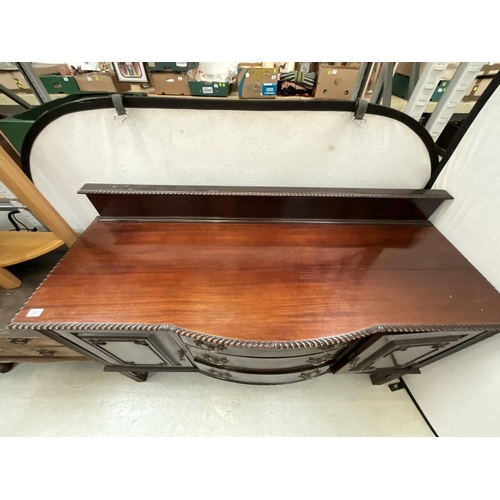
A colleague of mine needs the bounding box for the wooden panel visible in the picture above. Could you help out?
[0,345,84,357]
[80,184,452,222]
[11,219,500,344]
[0,356,87,363]
[0,336,63,349]
[0,267,21,289]
[0,145,78,247]
[0,232,64,267]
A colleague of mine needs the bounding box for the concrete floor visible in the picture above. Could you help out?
[0,361,433,436]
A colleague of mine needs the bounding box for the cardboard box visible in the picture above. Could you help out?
[148,62,198,72]
[237,64,278,98]
[40,75,80,94]
[32,63,69,76]
[315,65,358,100]
[188,80,230,97]
[151,72,190,95]
[0,71,30,90]
[463,77,492,102]
[74,72,131,92]
[395,62,425,77]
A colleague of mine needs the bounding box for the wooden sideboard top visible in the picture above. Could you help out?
[11,219,500,342]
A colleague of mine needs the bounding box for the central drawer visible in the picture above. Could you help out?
[187,343,347,371]
[181,335,353,359]
[197,361,331,385]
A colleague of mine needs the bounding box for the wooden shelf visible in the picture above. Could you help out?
[0,231,64,268]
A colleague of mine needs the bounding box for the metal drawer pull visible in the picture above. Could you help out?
[348,357,360,368]
[299,369,321,380]
[194,340,227,352]
[89,339,107,346]
[202,354,230,366]
[8,338,29,345]
[307,354,336,366]
[207,369,232,380]
[321,344,344,353]
[37,349,56,357]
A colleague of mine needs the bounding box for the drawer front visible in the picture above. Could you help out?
[0,345,84,358]
[197,361,331,385]
[0,336,63,349]
[189,344,347,371]
[181,336,352,359]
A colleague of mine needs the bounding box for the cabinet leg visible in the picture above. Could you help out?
[122,371,148,382]
[370,373,400,385]
[0,268,21,289]
[0,362,15,374]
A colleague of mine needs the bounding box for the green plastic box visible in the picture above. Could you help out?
[392,73,449,102]
[188,81,230,97]
[148,62,198,72]
[40,74,80,95]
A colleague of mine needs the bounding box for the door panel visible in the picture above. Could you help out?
[336,331,482,375]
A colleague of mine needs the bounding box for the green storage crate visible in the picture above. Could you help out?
[392,73,449,102]
[148,62,198,72]
[40,75,80,95]
[188,81,230,97]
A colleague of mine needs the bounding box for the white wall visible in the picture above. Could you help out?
[29,108,432,233]
[404,84,500,436]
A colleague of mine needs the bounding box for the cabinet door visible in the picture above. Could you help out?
[77,334,172,366]
[336,331,481,375]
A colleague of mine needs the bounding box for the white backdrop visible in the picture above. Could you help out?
[29,106,433,232]
[405,84,500,436]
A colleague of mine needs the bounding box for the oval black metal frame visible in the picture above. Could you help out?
[20,95,439,182]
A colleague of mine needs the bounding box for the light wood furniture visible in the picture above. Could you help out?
[0,144,78,289]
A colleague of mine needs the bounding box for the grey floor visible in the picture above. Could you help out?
[0,361,433,436]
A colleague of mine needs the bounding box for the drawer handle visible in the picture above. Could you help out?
[37,349,56,357]
[202,354,230,366]
[207,369,232,380]
[307,354,336,366]
[194,340,227,352]
[348,356,360,368]
[89,339,107,346]
[8,338,29,345]
[321,344,345,353]
[299,369,322,380]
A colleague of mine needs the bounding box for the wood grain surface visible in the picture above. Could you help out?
[12,220,500,340]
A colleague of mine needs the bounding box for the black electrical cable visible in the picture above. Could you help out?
[7,210,31,231]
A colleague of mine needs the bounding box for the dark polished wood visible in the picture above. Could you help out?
[80,184,452,222]
[11,219,500,342]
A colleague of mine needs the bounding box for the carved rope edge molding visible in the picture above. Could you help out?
[78,188,452,200]
[6,322,500,350]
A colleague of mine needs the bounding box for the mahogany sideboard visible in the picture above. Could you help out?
[8,185,500,385]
